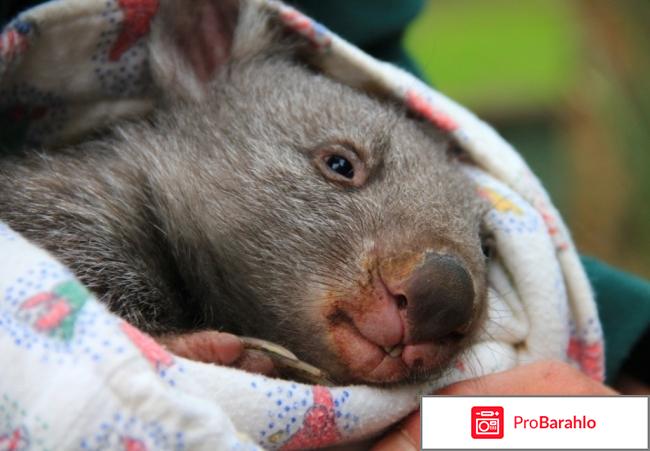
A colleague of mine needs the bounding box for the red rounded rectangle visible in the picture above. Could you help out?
[471,406,504,439]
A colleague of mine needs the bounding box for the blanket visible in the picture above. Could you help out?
[0,0,604,449]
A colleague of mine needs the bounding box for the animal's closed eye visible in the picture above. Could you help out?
[480,233,496,259]
[447,141,471,162]
[313,144,368,188]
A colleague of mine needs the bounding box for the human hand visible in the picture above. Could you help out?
[437,360,617,396]
[371,360,617,450]
[371,408,421,451]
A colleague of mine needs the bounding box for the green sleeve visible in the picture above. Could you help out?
[581,256,650,381]
[292,0,425,77]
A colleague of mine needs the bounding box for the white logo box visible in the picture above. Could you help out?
[421,396,648,449]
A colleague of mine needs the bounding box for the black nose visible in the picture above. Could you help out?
[403,253,474,342]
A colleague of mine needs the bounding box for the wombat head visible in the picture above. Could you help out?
[144,0,491,384]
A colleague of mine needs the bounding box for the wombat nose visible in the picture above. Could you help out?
[403,253,474,342]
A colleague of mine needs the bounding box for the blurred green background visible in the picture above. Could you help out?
[405,0,650,279]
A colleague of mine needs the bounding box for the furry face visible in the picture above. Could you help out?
[0,0,489,384]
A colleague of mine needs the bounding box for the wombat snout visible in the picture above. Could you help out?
[400,253,475,343]
[323,246,484,384]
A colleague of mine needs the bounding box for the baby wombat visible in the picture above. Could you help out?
[0,0,489,385]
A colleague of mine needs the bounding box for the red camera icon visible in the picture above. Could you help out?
[471,406,504,439]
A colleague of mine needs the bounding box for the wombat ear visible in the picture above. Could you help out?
[148,0,241,101]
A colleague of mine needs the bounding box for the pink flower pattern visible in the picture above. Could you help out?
[281,386,341,450]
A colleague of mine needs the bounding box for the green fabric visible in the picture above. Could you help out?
[292,0,425,78]
[581,256,650,381]
[0,0,44,26]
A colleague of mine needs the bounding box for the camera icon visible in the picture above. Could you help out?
[471,406,504,439]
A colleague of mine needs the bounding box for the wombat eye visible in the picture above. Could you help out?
[313,145,368,188]
[481,243,492,258]
[447,141,470,162]
[326,155,354,178]
[480,234,496,259]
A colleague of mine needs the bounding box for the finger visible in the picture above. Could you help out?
[234,349,277,376]
[158,331,244,365]
[371,410,420,451]
[437,360,617,395]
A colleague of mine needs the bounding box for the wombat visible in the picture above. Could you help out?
[0,0,490,385]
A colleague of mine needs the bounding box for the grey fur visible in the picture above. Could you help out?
[0,0,488,384]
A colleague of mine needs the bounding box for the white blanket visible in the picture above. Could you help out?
[0,0,604,449]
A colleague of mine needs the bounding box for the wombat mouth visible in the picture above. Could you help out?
[324,306,467,385]
[307,247,483,385]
